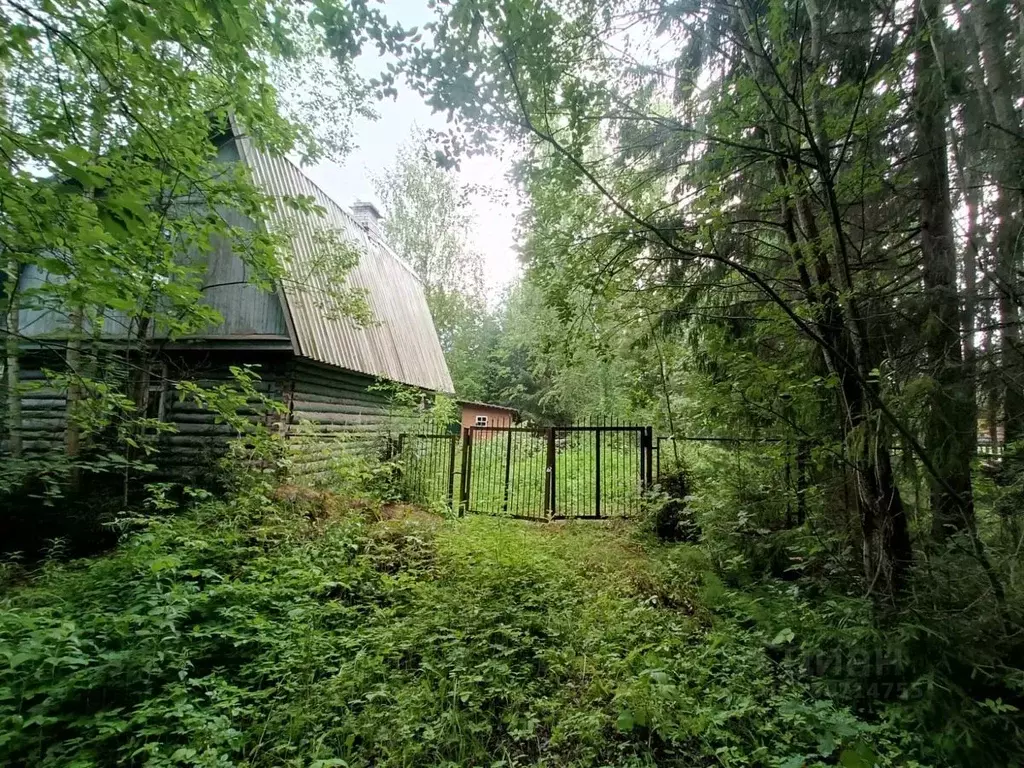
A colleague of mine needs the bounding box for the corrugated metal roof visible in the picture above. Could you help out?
[458,400,518,413]
[232,125,454,394]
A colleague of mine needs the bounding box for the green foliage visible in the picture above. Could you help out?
[698,558,1024,766]
[0,482,376,766]
[1,502,924,768]
[644,469,699,543]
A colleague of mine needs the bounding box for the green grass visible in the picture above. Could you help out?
[1,492,917,767]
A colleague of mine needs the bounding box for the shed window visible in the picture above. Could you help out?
[144,364,170,424]
[474,415,488,427]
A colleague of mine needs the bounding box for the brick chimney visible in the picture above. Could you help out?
[351,201,383,238]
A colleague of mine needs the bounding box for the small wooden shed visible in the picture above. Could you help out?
[459,401,519,431]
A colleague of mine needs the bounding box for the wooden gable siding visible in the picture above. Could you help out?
[181,137,290,340]
[14,136,290,342]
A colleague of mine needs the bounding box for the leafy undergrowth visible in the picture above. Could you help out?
[1,494,918,767]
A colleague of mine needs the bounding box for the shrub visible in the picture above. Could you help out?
[647,468,700,543]
[0,488,383,767]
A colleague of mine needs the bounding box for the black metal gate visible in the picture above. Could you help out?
[400,425,654,519]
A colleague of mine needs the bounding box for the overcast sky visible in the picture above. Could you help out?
[300,0,523,301]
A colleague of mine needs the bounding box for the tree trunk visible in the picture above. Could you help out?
[914,0,977,538]
[949,92,984,424]
[64,304,84,489]
[995,199,1024,449]
[856,433,913,596]
[772,142,912,595]
[3,258,22,459]
[981,309,1001,448]
[1,65,22,460]
[955,162,979,397]
[966,0,1024,448]
[131,315,153,414]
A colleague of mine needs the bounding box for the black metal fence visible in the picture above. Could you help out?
[399,425,654,519]
[398,431,459,508]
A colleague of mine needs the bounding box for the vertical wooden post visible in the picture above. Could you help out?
[594,427,602,518]
[502,428,513,512]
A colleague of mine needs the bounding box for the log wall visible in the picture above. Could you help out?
[2,349,415,483]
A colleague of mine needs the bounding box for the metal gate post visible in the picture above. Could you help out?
[501,428,513,512]
[458,427,472,516]
[595,427,602,518]
[642,427,654,490]
[446,434,457,510]
[544,427,556,516]
[638,428,646,491]
[394,434,406,494]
